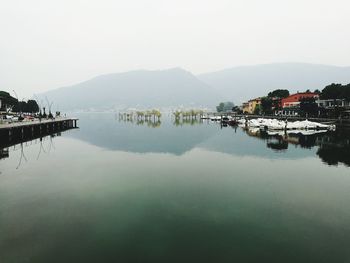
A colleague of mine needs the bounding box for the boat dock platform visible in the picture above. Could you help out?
[0,118,79,138]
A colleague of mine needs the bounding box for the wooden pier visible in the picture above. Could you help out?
[0,118,79,141]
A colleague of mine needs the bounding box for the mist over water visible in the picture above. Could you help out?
[1,113,350,262]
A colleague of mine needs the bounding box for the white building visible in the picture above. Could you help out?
[317,99,350,109]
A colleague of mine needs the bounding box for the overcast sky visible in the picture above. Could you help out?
[1,0,349,97]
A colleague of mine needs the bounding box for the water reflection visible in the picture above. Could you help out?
[0,128,76,169]
[316,130,350,166]
[118,117,162,128]
[240,126,350,166]
[28,113,348,168]
[117,113,212,127]
[2,115,350,263]
[173,118,205,126]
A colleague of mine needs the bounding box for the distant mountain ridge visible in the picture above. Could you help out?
[39,68,221,111]
[38,63,350,110]
[198,63,350,103]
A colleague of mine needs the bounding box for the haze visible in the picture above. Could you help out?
[1,0,349,97]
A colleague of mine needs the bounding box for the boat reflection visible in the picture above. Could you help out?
[241,126,350,166]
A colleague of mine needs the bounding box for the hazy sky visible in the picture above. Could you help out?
[1,0,350,97]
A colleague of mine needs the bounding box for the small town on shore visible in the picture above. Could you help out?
[217,83,350,119]
[212,83,350,131]
[1,82,350,132]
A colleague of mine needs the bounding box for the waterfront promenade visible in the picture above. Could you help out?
[0,117,79,139]
[0,118,78,130]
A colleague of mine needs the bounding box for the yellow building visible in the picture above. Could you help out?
[242,102,249,113]
[247,98,261,114]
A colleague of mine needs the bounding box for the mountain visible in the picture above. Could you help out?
[38,63,350,111]
[39,68,222,111]
[198,63,350,103]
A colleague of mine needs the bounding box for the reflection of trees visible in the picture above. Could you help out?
[36,137,47,160]
[146,119,161,128]
[173,118,202,127]
[121,118,161,128]
[296,135,317,149]
[316,130,350,167]
[240,126,350,166]
[16,143,28,169]
[317,147,350,167]
[267,138,288,151]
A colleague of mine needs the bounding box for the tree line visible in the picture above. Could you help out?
[0,91,39,113]
[320,83,350,100]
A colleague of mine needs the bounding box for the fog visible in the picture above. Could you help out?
[1,0,349,97]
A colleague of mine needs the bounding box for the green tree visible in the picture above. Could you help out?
[216,101,235,112]
[216,102,225,112]
[26,100,39,113]
[232,106,242,114]
[267,89,290,98]
[260,97,273,114]
[0,91,18,111]
[344,84,350,101]
[321,83,344,100]
[300,97,318,117]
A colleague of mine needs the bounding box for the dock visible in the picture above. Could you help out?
[0,118,79,141]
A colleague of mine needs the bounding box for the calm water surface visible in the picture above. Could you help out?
[1,113,350,262]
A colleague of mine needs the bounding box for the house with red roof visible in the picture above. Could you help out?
[281,92,319,108]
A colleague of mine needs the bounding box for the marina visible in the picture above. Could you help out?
[201,112,350,129]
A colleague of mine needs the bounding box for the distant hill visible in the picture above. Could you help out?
[38,63,350,110]
[38,68,222,111]
[198,63,350,103]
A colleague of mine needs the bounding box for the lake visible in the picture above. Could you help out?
[1,113,350,262]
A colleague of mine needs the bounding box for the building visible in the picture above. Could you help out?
[242,98,262,114]
[274,92,319,116]
[242,102,249,113]
[317,99,350,109]
[247,98,261,114]
[281,92,319,108]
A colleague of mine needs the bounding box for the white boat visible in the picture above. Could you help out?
[245,118,335,131]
